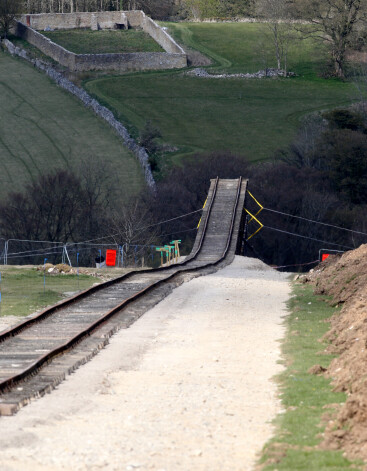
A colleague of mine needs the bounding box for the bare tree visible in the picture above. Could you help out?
[350,63,367,121]
[292,0,367,78]
[108,198,159,266]
[0,170,84,243]
[23,0,178,17]
[0,0,22,38]
[181,0,220,20]
[257,0,296,75]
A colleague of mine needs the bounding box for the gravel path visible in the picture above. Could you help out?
[0,256,290,471]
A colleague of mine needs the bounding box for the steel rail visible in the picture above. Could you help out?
[0,178,244,394]
[0,178,220,345]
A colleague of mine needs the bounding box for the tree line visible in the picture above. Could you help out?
[148,106,367,270]
[1,0,366,77]
[4,1,253,17]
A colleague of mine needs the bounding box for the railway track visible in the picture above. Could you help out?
[0,178,248,416]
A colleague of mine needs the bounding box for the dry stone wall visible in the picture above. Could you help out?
[16,11,187,72]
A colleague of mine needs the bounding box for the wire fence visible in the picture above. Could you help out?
[0,208,204,268]
[0,238,189,317]
[0,240,168,317]
[0,238,169,269]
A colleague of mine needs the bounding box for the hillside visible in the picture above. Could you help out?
[84,22,357,167]
[0,50,144,200]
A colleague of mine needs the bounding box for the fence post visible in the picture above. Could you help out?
[43,258,47,294]
[77,252,79,291]
[64,245,72,267]
[4,240,8,266]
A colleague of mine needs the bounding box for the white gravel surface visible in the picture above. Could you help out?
[0,316,20,332]
[0,256,290,471]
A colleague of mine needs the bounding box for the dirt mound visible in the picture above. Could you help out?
[55,263,73,273]
[303,244,367,464]
[308,244,367,306]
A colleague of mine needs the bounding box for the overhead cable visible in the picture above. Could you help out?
[263,207,367,237]
[263,225,355,250]
[142,209,203,230]
[66,209,203,246]
[6,248,64,260]
[271,260,320,269]
[7,245,67,257]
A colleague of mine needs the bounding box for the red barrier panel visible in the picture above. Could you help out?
[322,253,330,261]
[106,249,117,267]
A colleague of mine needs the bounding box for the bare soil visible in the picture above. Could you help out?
[303,244,367,465]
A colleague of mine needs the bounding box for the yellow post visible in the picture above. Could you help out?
[244,209,264,241]
[246,190,264,222]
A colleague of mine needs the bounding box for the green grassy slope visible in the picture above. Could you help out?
[42,29,164,54]
[166,22,328,75]
[84,23,357,166]
[0,51,144,200]
[260,284,363,470]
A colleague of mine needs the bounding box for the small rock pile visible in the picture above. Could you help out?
[37,263,75,275]
[186,67,295,79]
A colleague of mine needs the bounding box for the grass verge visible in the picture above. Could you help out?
[259,283,363,470]
[42,29,164,54]
[0,266,100,318]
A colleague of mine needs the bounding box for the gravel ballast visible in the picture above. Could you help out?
[0,256,290,471]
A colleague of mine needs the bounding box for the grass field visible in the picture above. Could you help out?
[260,283,363,470]
[42,29,164,54]
[0,50,144,200]
[0,266,100,318]
[166,22,329,76]
[84,22,358,166]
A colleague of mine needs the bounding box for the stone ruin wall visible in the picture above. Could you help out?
[19,11,129,30]
[140,14,183,54]
[15,11,187,72]
[74,52,185,72]
[15,21,76,69]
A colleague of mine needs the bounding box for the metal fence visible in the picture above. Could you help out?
[0,238,162,268]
